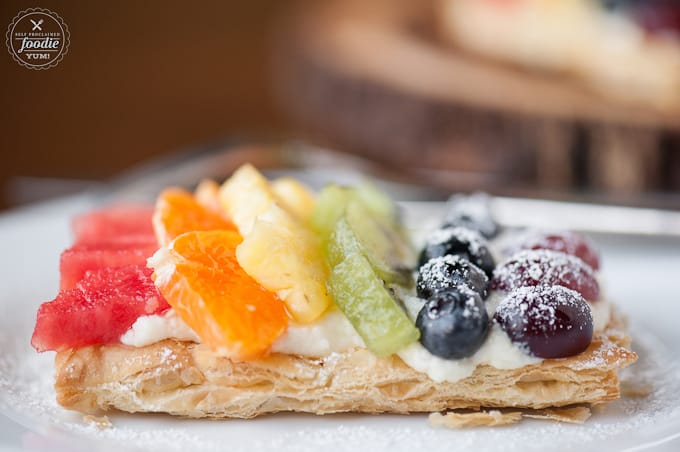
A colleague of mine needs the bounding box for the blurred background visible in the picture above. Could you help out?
[1,0,679,211]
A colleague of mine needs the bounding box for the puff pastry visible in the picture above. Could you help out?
[54,309,636,418]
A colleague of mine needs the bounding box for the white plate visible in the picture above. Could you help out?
[1,195,680,452]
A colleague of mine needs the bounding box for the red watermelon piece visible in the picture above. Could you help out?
[59,238,159,290]
[72,204,155,245]
[31,264,171,352]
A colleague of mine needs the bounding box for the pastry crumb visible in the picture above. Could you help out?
[83,414,113,429]
[429,410,523,429]
[524,406,591,424]
[429,405,591,429]
[620,380,654,398]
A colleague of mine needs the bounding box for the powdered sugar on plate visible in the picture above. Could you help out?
[1,325,679,452]
[2,195,679,452]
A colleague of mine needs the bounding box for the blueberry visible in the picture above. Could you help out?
[442,193,499,239]
[418,226,495,277]
[416,288,490,359]
[494,285,593,359]
[599,1,680,35]
[600,0,630,10]
[417,255,488,299]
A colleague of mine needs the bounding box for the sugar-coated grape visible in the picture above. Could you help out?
[491,249,600,302]
[505,230,600,270]
[494,285,593,359]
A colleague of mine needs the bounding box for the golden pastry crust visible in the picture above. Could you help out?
[54,310,636,419]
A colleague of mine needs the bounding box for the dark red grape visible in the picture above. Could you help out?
[505,230,600,270]
[601,0,680,36]
[631,1,680,36]
[494,285,593,359]
[491,249,600,302]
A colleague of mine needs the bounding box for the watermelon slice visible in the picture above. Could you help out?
[60,203,159,289]
[72,204,155,245]
[59,238,159,290]
[31,264,171,352]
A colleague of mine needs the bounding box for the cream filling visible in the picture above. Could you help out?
[394,291,539,382]
[396,325,539,383]
[121,292,610,382]
[396,292,610,383]
[132,221,610,380]
[121,309,200,347]
[121,308,365,356]
[271,310,365,356]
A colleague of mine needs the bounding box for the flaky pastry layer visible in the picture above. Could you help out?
[54,310,636,419]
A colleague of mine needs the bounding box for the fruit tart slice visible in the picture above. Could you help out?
[32,165,636,422]
[437,0,680,111]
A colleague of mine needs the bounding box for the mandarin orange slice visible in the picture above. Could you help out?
[149,230,288,360]
[153,188,236,246]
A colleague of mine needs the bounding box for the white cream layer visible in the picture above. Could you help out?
[121,308,365,357]
[121,292,610,383]
[121,309,200,346]
[271,310,365,356]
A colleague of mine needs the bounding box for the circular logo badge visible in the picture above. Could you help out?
[6,8,70,70]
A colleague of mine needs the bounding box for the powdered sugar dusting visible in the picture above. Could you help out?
[443,193,498,238]
[456,286,485,321]
[496,286,592,331]
[420,255,487,288]
[417,254,489,298]
[494,286,593,358]
[503,229,600,270]
[492,249,600,301]
[3,325,676,452]
[425,227,486,257]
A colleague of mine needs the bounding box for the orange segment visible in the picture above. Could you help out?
[149,230,288,360]
[153,188,236,246]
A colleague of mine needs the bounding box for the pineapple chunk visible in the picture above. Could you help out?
[271,177,317,222]
[219,165,332,323]
[237,207,330,323]
[219,164,275,235]
[194,179,222,213]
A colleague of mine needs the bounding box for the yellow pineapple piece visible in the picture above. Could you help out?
[194,179,222,213]
[219,165,332,323]
[271,177,317,223]
[219,164,275,235]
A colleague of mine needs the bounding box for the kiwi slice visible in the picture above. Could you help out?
[329,202,412,286]
[315,183,419,355]
[328,252,419,356]
[311,185,350,240]
[314,184,415,279]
